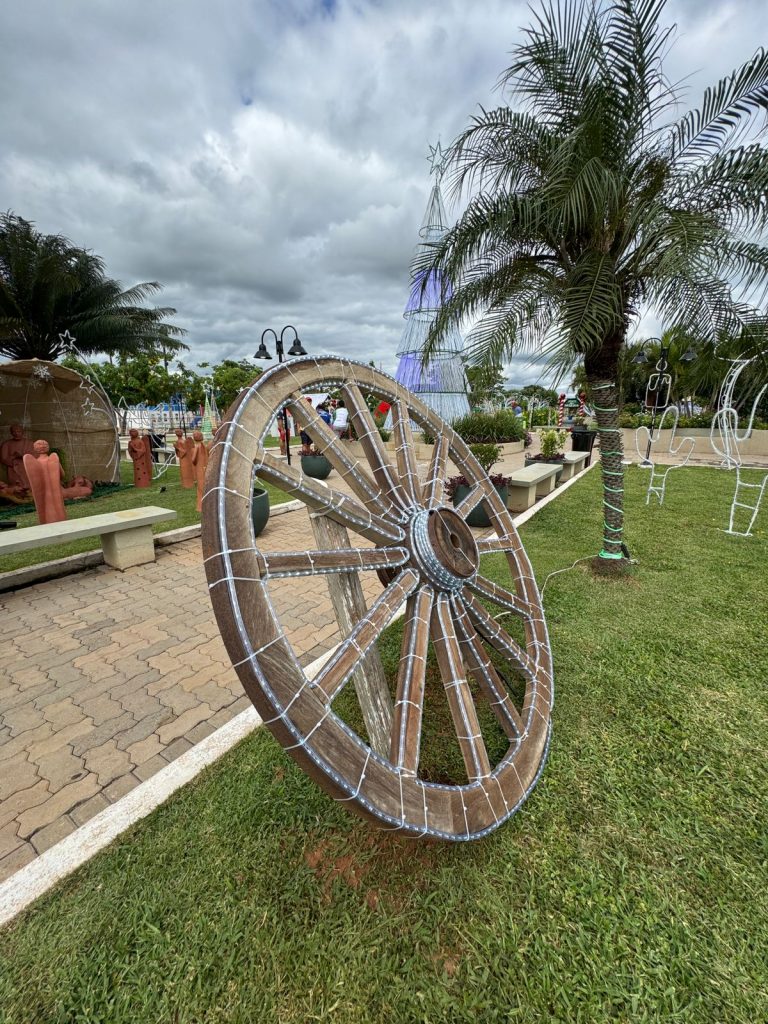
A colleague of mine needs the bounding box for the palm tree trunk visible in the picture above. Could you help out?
[587,376,625,559]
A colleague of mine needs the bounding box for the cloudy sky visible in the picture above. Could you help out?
[1,0,762,384]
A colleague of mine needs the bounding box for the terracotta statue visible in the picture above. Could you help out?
[191,430,209,512]
[128,428,153,488]
[62,475,93,500]
[23,440,66,525]
[174,428,196,489]
[0,480,28,505]
[0,423,35,490]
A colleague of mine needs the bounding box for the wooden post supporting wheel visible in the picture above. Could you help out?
[202,358,553,841]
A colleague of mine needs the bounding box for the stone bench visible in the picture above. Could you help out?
[505,464,560,512]
[560,451,589,482]
[0,506,176,571]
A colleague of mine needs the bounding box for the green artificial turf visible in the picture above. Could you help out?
[0,461,290,573]
[1,467,766,1022]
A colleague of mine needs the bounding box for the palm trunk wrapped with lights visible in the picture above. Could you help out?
[589,379,625,557]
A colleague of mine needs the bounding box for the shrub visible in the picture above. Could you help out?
[468,443,501,473]
[540,429,568,458]
[452,410,525,443]
[445,471,511,499]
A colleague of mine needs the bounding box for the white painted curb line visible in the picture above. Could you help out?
[0,463,595,928]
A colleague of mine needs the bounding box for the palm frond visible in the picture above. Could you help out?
[671,48,768,162]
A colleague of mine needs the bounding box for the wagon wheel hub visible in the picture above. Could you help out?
[407,507,479,591]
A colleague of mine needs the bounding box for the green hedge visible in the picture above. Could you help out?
[451,409,526,443]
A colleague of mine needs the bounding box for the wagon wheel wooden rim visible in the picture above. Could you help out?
[202,357,553,841]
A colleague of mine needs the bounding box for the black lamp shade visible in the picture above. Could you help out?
[632,350,648,365]
[254,342,272,360]
[681,347,697,363]
[287,338,307,357]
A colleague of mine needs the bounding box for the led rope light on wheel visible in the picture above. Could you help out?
[202,357,553,841]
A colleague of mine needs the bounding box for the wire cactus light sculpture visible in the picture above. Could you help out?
[711,358,768,536]
[635,407,695,505]
[202,358,552,841]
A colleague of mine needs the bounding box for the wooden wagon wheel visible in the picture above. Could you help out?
[202,357,552,841]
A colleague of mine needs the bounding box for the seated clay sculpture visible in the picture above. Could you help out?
[0,423,35,491]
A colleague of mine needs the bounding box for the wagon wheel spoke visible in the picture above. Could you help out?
[423,435,450,508]
[254,449,404,546]
[463,593,537,684]
[454,482,486,519]
[467,575,535,620]
[451,595,524,739]
[342,383,413,511]
[390,399,422,504]
[389,585,434,775]
[430,594,492,781]
[476,533,518,555]
[311,569,420,702]
[288,395,394,517]
[256,546,410,580]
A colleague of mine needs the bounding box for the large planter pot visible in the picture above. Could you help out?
[451,483,509,527]
[251,486,270,538]
[525,455,565,480]
[301,454,333,479]
[570,428,597,453]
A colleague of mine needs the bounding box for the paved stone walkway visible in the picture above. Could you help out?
[0,503,381,882]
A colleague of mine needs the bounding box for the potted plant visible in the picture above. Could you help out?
[446,444,511,527]
[525,428,567,479]
[251,484,270,538]
[300,445,333,480]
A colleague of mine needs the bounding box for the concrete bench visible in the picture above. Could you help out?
[560,451,589,481]
[0,506,176,571]
[505,464,560,512]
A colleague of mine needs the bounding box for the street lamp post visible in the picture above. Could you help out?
[633,342,696,466]
[254,325,308,465]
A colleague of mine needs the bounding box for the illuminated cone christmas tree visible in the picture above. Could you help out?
[391,143,470,423]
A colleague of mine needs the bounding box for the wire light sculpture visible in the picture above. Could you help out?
[389,143,471,425]
[711,358,768,536]
[634,406,695,505]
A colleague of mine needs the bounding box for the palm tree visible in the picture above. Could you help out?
[0,213,186,362]
[421,0,768,565]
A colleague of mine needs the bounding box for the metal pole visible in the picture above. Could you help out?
[276,337,291,466]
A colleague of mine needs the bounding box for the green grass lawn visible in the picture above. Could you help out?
[0,461,291,573]
[1,467,766,1022]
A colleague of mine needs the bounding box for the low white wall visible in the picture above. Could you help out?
[620,428,768,457]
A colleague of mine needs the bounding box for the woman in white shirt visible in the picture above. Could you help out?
[332,401,349,438]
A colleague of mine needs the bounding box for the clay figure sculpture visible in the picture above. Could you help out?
[128,429,153,488]
[0,423,35,490]
[62,475,94,500]
[23,440,66,524]
[174,428,196,488]
[191,429,209,511]
[0,480,28,505]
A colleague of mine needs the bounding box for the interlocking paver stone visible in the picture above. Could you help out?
[30,816,77,854]
[17,774,101,839]
[83,741,134,787]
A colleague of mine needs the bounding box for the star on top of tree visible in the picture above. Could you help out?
[58,330,77,354]
[427,140,448,183]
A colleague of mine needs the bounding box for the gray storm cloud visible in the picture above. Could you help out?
[1,0,762,382]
